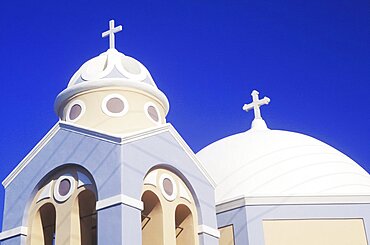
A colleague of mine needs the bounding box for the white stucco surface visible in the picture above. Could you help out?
[55,48,169,114]
[197,123,370,204]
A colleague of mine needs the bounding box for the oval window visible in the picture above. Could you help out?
[66,100,85,122]
[69,104,82,120]
[163,178,173,196]
[159,174,177,201]
[59,179,71,196]
[145,102,161,124]
[54,174,75,203]
[107,97,125,113]
[102,94,129,117]
[148,106,159,122]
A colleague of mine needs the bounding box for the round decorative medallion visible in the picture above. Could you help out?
[66,100,85,122]
[69,104,82,120]
[54,174,75,202]
[163,178,173,196]
[144,102,161,124]
[59,179,71,196]
[102,94,129,117]
[159,174,177,201]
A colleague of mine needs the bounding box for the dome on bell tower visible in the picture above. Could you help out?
[54,20,169,136]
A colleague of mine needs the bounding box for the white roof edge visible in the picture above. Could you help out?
[75,122,216,188]
[3,121,216,189]
[167,124,216,188]
[2,122,171,188]
[112,123,216,188]
[2,123,61,188]
[59,122,174,145]
[216,195,370,213]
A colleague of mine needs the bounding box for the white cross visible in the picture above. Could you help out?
[102,20,123,49]
[242,90,270,119]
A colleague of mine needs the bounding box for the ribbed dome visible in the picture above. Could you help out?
[54,48,169,115]
[68,48,156,87]
[197,121,370,204]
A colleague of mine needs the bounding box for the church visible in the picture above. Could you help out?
[1,20,370,245]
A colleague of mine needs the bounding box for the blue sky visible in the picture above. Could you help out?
[0,0,369,230]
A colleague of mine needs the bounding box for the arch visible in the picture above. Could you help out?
[144,164,202,221]
[29,203,56,245]
[175,204,195,245]
[24,164,98,225]
[37,163,97,194]
[142,167,199,245]
[31,164,96,191]
[26,164,97,245]
[141,190,164,245]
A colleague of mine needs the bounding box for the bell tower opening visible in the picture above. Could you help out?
[26,166,97,245]
[141,168,199,244]
[175,204,195,245]
[30,203,56,245]
[141,190,164,245]
[78,190,97,245]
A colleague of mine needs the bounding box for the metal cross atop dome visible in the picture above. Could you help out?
[243,90,270,119]
[102,20,123,49]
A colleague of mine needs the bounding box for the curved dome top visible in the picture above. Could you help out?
[54,48,169,114]
[68,48,156,87]
[197,119,370,204]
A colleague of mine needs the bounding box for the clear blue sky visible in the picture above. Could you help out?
[0,0,369,230]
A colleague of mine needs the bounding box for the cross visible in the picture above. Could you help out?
[102,20,123,49]
[242,90,270,119]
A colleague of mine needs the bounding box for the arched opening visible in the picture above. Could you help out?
[141,190,164,245]
[30,203,56,245]
[27,166,98,245]
[78,190,97,245]
[142,168,199,244]
[175,204,195,245]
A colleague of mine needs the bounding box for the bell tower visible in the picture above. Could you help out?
[0,20,219,245]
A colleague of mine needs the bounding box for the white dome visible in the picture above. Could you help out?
[197,119,370,205]
[55,48,169,114]
[67,48,156,87]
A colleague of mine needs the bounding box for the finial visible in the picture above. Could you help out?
[102,20,123,50]
[243,90,270,130]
